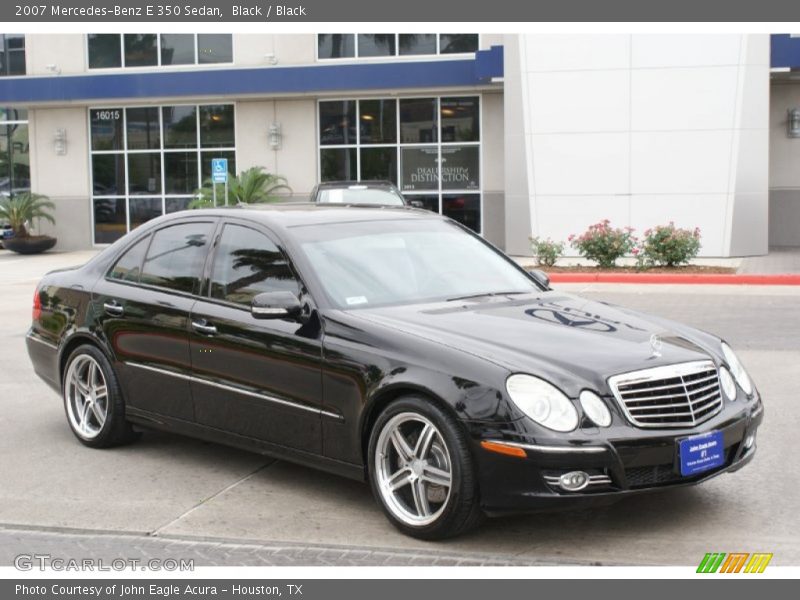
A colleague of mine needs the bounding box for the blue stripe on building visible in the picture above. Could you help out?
[771,34,800,69]
[0,46,504,104]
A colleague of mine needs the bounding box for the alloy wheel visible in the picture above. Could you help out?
[374,412,453,526]
[64,355,108,440]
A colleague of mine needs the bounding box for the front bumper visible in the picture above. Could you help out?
[470,398,763,515]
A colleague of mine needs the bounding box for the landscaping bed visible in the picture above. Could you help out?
[540,265,737,274]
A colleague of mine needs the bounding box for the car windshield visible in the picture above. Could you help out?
[293,218,540,308]
[316,187,405,206]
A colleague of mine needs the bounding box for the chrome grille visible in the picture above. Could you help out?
[608,361,723,428]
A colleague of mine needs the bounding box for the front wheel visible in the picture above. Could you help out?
[368,396,484,539]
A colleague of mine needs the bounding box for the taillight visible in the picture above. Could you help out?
[32,288,42,321]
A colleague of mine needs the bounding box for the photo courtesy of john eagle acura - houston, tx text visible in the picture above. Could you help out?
[25,204,763,539]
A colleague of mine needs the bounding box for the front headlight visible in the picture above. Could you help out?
[506,374,579,432]
[721,342,753,396]
[579,390,612,427]
[719,366,737,401]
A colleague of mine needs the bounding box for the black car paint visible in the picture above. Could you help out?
[25,206,762,513]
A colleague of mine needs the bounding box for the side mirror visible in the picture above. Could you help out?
[526,268,551,290]
[251,291,303,320]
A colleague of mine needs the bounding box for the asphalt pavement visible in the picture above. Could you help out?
[1,250,798,566]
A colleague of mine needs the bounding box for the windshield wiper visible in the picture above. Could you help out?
[446,291,531,302]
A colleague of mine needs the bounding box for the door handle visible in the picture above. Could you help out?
[103,301,124,317]
[192,320,217,335]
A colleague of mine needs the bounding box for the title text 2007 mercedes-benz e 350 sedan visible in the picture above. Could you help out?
[26,205,763,539]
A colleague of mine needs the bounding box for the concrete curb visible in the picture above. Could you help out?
[547,273,800,285]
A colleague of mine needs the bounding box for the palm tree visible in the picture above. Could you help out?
[190,167,291,209]
[0,192,55,238]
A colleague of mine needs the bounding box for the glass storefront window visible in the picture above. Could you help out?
[440,145,479,190]
[127,154,162,195]
[197,34,233,64]
[89,34,232,68]
[400,98,438,144]
[90,109,123,151]
[441,97,480,142]
[124,34,158,67]
[0,111,29,198]
[126,107,161,150]
[359,99,396,145]
[319,101,356,146]
[320,148,357,181]
[360,147,397,183]
[318,96,481,231]
[160,34,195,65]
[317,34,479,59]
[317,34,355,59]
[89,103,235,244]
[400,147,438,192]
[439,34,479,54]
[91,154,125,196]
[398,34,437,55]
[357,34,396,57]
[443,194,481,233]
[0,34,26,76]
[199,105,235,148]
[164,152,198,194]
[163,106,197,149]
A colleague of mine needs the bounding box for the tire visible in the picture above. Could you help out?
[62,344,139,448]
[367,396,484,540]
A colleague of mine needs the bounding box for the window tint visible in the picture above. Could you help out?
[108,235,150,283]
[140,223,214,294]
[210,224,300,306]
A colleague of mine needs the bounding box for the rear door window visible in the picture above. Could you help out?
[140,222,215,294]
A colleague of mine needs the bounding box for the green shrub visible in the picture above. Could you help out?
[528,237,564,268]
[191,167,291,209]
[637,223,701,267]
[569,220,636,268]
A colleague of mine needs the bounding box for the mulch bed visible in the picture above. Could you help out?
[539,265,737,274]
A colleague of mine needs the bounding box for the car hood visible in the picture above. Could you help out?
[352,291,718,396]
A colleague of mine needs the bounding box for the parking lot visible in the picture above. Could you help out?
[1,250,798,566]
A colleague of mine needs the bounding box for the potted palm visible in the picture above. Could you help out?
[190,167,291,208]
[0,192,57,254]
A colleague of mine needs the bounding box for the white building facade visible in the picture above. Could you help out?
[0,33,796,256]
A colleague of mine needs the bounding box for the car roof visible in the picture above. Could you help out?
[161,203,438,233]
[314,180,397,189]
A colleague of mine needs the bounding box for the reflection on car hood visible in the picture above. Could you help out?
[354,291,715,395]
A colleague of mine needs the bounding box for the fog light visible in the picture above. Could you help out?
[559,470,590,492]
[744,433,755,449]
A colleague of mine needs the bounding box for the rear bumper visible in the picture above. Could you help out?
[25,330,61,394]
[471,399,763,516]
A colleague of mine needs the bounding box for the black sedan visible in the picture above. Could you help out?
[26,206,763,539]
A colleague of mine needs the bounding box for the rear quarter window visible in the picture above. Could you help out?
[107,235,150,283]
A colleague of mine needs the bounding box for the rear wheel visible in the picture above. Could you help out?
[368,396,484,539]
[62,345,138,448]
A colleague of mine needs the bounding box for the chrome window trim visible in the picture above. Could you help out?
[608,360,723,429]
[125,361,343,421]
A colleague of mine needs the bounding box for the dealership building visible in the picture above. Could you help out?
[1,33,799,256]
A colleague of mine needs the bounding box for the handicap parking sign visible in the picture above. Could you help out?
[211,158,228,183]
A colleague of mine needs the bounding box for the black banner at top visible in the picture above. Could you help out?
[2,0,800,22]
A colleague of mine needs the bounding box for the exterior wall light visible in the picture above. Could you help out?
[268,123,282,150]
[788,108,800,137]
[53,128,67,155]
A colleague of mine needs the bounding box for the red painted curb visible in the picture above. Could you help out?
[547,272,800,285]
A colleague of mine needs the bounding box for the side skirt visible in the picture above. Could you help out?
[126,407,366,482]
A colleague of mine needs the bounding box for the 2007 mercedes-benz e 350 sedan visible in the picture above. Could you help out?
[26,205,763,539]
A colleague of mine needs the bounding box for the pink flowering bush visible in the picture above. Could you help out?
[569,220,636,268]
[637,223,701,267]
[529,236,565,267]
